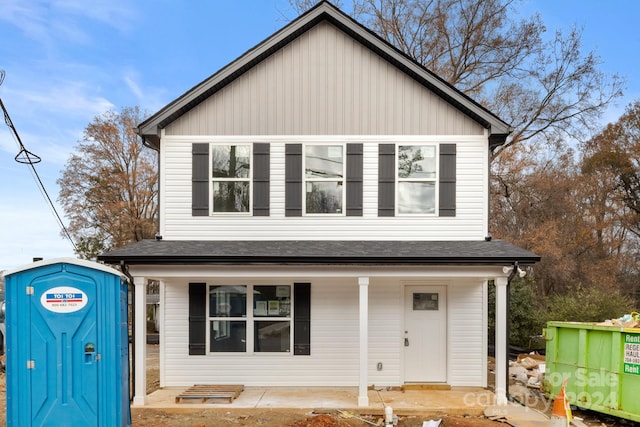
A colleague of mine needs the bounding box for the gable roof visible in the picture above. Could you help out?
[98,239,539,266]
[138,1,511,149]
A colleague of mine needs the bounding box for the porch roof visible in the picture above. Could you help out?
[98,239,539,266]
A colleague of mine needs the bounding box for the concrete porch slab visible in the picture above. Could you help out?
[138,386,495,417]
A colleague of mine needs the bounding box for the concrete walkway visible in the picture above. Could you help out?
[139,386,495,416]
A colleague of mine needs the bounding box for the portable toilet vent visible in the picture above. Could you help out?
[3,258,130,426]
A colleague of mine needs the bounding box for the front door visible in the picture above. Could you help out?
[30,272,99,426]
[404,285,447,382]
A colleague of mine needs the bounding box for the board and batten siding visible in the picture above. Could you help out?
[165,21,484,137]
[159,138,488,240]
[160,277,485,387]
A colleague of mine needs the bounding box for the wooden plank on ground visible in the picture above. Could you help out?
[175,384,244,404]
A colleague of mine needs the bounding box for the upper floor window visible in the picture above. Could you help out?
[397,144,437,214]
[211,144,251,213]
[304,144,345,214]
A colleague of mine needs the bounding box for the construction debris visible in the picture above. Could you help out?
[485,403,549,426]
[597,311,640,328]
[510,353,545,390]
[336,410,382,426]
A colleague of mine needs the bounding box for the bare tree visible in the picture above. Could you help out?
[57,106,158,260]
[290,0,623,157]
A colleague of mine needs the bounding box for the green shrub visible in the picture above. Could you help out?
[544,286,635,323]
[488,280,637,351]
[488,278,545,348]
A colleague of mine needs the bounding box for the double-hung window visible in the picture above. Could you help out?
[211,144,251,213]
[209,284,292,353]
[397,144,437,214]
[304,144,345,214]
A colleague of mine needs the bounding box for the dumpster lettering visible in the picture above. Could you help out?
[625,334,640,344]
[624,333,640,376]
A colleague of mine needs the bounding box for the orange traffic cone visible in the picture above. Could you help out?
[550,379,572,427]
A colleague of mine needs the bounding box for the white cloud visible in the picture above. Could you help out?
[20,83,114,118]
[0,1,50,44]
[122,70,171,113]
[0,77,114,165]
[124,71,145,101]
[53,0,137,33]
[0,0,136,47]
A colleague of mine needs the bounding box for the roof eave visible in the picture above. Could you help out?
[98,255,540,266]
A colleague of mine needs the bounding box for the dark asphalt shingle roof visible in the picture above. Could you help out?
[98,239,539,266]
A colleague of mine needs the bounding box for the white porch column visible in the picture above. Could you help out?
[358,276,369,407]
[133,276,147,406]
[494,276,508,406]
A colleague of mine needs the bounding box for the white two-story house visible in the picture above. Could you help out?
[99,1,539,407]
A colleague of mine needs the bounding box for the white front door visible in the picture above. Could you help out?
[404,285,447,382]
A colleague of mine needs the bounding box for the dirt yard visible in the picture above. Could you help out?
[0,348,500,427]
[0,367,498,427]
[0,349,632,426]
[130,407,502,427]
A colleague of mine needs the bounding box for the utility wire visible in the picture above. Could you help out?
[0,70,78,252]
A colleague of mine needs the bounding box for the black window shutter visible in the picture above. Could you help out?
[188,283,207,355]
[285,144,303,217]
[378,144,395,217]
[253,143,270,216]
[192,143,209,216]
[439,143,456,217]
[346,144,363,216]
[293,283,311,355]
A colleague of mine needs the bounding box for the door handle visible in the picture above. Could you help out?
[84,342,96,363]
[404,337,409,347]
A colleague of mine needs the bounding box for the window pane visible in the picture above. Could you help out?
[398,145,436,179]
[306,182,343,213]
[210,320,246,352]
[305,145,343,178]
[413,293,439,310]
[254,321,290,352]
[254,286,291,317]
[209,286,247,317]
[213,181,250,212]
[212,145,250,178]
[398,182,435,214]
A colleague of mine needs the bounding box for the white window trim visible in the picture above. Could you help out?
[302,142,347,216]
[209,143,253,216]
[395,143,439,216]
[206,284,294,355]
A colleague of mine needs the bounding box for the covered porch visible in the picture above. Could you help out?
[98,239,539,409]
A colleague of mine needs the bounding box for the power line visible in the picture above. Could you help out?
[0,70,78,253]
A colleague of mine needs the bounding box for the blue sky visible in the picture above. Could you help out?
[1,0,639,270]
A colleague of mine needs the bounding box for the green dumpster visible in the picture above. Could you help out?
[545,321,640,422]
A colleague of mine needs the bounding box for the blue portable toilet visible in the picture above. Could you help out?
[3,258,130,426]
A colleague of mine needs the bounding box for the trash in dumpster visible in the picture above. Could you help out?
[597,311,640,328]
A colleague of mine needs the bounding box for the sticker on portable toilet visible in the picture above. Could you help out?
[40,287,88,313]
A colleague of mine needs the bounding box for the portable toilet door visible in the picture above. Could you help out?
[3,258,130,427]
